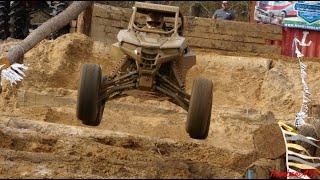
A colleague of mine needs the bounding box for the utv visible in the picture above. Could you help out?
[77,2,213,140]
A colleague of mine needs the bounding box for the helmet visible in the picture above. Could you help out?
[146,13,164,29]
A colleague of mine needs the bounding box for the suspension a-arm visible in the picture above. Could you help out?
[98,71,191,111]
[155,73,190,111]
[99,71,138,102]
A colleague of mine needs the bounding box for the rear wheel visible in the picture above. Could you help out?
[186,78,213,139]
[77,64,105,126]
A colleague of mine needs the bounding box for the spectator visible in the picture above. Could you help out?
[212,1,235,20]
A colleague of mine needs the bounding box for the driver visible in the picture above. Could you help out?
[145,12,165,30]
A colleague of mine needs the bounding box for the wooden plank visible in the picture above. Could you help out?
[92,17,127,28]
[90,23,108,42]
[92,5,282,35]
[104,26,122,34]
[214,20,282,34]
[186,37,281,54]
[184,31,266,44]
[92,11,130,22]
[184,17,282,35]
[88,3,283,54]
[92,4,131,20]
[185,25,282,40]
[185,23,282,38]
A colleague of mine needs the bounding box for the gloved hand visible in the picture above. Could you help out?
[0,63,28,86]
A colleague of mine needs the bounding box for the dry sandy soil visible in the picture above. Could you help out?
[0,33,319,178]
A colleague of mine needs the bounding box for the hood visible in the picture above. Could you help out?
[117,29,140,46]
[117,29,185,49]
[136,32,168,48]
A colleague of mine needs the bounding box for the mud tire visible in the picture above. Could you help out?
[77,64,104,126]
[186,77,213,139]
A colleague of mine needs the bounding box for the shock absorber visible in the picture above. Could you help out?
[110,55,128,78]
[172,61,185,90]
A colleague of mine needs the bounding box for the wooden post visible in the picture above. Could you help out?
[249,1,256,23]
[76,3,93,36]
[253,123,286,159]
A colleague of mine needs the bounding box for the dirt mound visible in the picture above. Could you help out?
[0,117,254,178]
[23,33,117,90]
[1,33,319,141]
[3,33,320,121]
[1,33,319,144]
[187,50,320,119]
[0,32,320,178]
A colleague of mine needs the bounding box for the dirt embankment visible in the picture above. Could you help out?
[1,32,320,148]
[0,33,319,178]
[188,50,320,120]
[4,33,319,120]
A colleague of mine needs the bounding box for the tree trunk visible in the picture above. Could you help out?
[0,1,93,68]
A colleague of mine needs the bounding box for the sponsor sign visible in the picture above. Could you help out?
[254,1,320,31]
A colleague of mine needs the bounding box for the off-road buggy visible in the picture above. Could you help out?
[76,2,213,139]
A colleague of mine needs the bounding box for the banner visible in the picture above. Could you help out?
[254,1,320,31]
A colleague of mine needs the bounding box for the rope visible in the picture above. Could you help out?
[293,36,311,127]
[275,32,319,179]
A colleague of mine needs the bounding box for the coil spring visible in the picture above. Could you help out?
[173,61,185,90]
[110,55,128,78]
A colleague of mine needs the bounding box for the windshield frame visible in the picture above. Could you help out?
[128,7,180,35]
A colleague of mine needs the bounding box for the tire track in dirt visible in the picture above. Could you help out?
[0,117,254,178]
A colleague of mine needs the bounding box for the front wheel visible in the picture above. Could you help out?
[77,64,105,126]
[186,77,213,139]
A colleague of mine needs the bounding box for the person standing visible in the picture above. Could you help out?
[212,1,235,20]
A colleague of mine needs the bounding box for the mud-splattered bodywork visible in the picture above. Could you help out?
[102,2,197,111]
[111,2,196,91]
